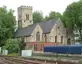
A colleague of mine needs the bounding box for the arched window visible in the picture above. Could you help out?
[67,38,71,45]
[45,34,47,42]
[26,14,29,20]
[55,36,57,43]
[36,32,40,41]
[61,36,63,43]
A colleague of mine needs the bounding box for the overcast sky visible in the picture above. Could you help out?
[0,0,79,19]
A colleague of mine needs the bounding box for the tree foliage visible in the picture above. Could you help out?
[63,1,82,41]
[0,6,16,46]
[3,39,19,53]
[44,11,61,21]
[3,38,24,54]
[33,11,61,23]
[33,11,43,23]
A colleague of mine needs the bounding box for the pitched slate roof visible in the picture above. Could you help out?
[15,23,37,37]
[15,19,59,37]
[39,19,58,33]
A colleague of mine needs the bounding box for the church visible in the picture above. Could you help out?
[15,6,68,52]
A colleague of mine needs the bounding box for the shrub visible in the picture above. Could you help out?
[3,38,22,54]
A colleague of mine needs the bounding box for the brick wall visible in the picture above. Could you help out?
[25,42,60,52]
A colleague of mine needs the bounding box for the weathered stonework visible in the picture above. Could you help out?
[18,5,33,28]
[17,6,68,51]
[24,24,43,42]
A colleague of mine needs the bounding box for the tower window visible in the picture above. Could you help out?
[26,14,29,20]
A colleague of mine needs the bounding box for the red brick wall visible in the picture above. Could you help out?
[25,42,60,51]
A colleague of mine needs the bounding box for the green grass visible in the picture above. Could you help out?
[79,59,82,64]
[7,53,19,56]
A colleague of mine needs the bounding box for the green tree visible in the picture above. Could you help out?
[33,11,43,23]
[63,1,82,42]
[3,39,19,53]
[3,38,24,54]
[18,37,25,55]
[44,11,61,21]
[0,6,16,46]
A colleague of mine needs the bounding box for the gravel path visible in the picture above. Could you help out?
[0,55,79,64]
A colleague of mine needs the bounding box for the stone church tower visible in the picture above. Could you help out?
[18,5,33,28]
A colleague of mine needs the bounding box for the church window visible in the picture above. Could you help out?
[45,34,47,42]
[24,20,26,22]
[36,32,40,41]
[58,27,60,29]
[26,14,29,20]
[61,36,63,43]
[30,20,32,23]
[67,38,71,45]
[55,36,57,42]
[42,34,44,41]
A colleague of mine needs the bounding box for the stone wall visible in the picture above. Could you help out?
[18,6,33,28]
[24,24,43,42]
[46,20,67,44]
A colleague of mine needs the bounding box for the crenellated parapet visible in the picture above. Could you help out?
[18,5,32,10]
